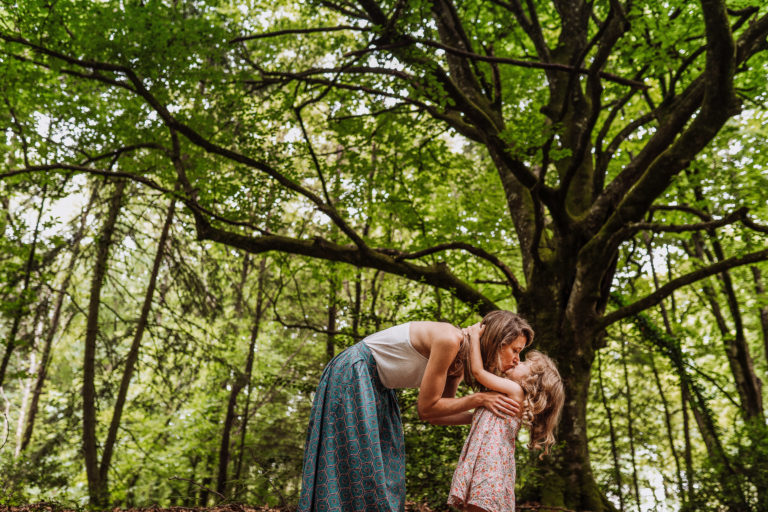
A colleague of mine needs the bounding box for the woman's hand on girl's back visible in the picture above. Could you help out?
[479,391,520,418]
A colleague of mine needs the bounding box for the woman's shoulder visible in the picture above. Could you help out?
[410,321,463,349]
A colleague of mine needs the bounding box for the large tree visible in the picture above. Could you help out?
[2,0,768,509]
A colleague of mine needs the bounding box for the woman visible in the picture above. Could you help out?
[298,310,534,512]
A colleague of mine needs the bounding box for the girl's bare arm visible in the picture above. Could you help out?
[468,324,524,403]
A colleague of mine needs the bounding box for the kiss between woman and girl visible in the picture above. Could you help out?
[298,310,565,512]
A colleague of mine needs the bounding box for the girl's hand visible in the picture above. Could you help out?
[480,391,520,417]
[465,322,485,379]
[464,322,484,346]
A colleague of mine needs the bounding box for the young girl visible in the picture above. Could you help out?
[448,323,564,512]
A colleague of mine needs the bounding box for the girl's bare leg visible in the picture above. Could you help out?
[464,504,489,512]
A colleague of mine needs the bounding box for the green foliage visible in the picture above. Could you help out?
[1,0,768,510]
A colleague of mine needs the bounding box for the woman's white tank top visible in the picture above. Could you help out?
[362,322,428,389]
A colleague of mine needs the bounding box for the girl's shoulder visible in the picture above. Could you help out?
[506,378,525,403]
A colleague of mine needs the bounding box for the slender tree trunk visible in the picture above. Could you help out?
[645,236,686,505]
[15,349,37,457]
[434,286,443,321]
[370,270,382,331]
[234,253,251,314]
[597,350,624,511]
[751,266,768,365]
[216,372,246,497]
[649,353,685,504]
[97,198,176,500]
[625,307,749,512]
[216,252,256,498]
[184,455,200,507]
[0,185,47,388]
[14,298,47,453]
[199,451,214,506]
[685,384,749,512]
[620,333,642,512]
[327,278,338,362]
[351,269,362,340]
[687,191,763,419]
[21,184,98,452]
[82,179,126,507]
[233,258,268,492]
[708,248,763,419]
[124,471,141,508]
[691,236,763,419]
[681,381,694,504]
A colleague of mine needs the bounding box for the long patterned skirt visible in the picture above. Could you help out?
[298,342,406,512]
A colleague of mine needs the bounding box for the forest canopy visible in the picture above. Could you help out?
[1,0,767,511]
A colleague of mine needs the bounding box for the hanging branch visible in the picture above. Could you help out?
[229,25,369,44]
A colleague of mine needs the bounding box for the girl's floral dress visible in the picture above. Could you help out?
[448,407,521,512]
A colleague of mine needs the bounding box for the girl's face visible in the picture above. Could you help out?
[505,360,531,382]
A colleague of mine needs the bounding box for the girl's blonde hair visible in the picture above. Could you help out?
[518,350,564,458]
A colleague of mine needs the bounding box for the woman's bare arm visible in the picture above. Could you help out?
[416,323,518,423]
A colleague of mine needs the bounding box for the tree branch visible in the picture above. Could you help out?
[624,206,748,234]
[381,241,523,298]
[1,32,377,254]
[586,8,768,236]
[229,25,368,44]
[598,246,768,329]
[414,38,646,89]
[195,219,499,314]
[0,165,271,236]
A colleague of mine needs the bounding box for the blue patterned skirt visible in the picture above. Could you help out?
[298,342,405,512]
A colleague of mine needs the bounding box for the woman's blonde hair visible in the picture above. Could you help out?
[518,350,564,458]
[453,310,534,388]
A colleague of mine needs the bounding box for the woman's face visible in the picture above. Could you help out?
[497,335,527,373]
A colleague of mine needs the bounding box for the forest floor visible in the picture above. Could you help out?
[0,503,568,512]
[0,503,439,512]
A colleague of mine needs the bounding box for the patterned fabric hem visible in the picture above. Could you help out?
[298,342,405,512]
